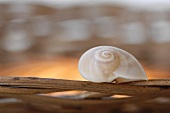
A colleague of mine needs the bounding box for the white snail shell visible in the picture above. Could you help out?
[78,46,148,83]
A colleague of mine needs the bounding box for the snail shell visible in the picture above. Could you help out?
[78,46,148,83]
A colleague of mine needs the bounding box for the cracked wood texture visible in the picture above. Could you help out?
[0,76,169,113]
[0,76,169,96]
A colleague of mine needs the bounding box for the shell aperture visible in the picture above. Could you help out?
[78,46,148,83]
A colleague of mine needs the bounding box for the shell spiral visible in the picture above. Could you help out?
[95,48,117,62]
[94,48,120,74]
[78,46,148,83]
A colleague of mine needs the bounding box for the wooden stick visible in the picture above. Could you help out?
[125,79,170,86]
[77,79,170,99]
[0,76,169,96]
[0,76,169,86]
[0,86,67,94]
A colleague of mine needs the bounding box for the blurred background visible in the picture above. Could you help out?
[0,0,170,80]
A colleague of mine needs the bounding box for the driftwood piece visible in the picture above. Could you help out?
[0,76,169,113]
[126,79,170,86]
[0,76,169,96]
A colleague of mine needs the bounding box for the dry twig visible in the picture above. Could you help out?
[0,76,169,96]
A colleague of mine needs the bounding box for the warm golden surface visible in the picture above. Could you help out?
[0,57,84,80]
[0,57,169,80]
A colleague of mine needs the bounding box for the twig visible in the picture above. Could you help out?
[125,79,170,86]
[0,76,169,96]
[0,86,67,94]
